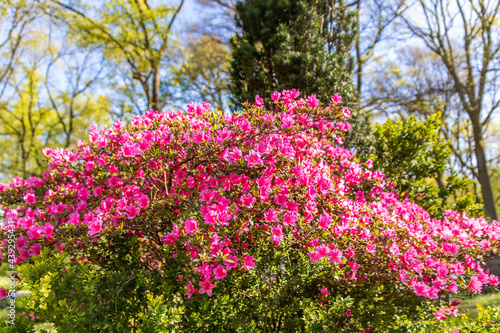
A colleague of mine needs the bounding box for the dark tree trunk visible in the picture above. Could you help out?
[471,111,498,220]
[152,66,161,111]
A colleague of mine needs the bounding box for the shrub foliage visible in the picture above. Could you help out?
[1,91,499,331]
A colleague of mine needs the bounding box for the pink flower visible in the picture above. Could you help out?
[137,195,150,208]
[88,220,102,236]
[283,212,298,226]
[344,247,355,258]
[271,91,281,101]
[76,201,87,212]
[29,244,42,256]
[199,278,216,296]
[85,161,95,170]
[193,129,210,143]
[319,287,330,297]
[389,242,400,256]
[280,112,295,128]
[414,282,430,298]
[199,189,219,203]
[93,186,103,197]
[18,249,30,259]
[318,212,332,229]
[342,107,351,118]
[0,288,7,300]
[217,127,232,141]
[240,193,256,208]
[271,225,284,243]
[69,213,81,226]
[254,95,264,107]
[213,265,227,280]
[186,281,197,299]
[309,250,321,262]
[27,227,42,240]
[101,197,114,211]
[121,142,140,157]
[490,275,499,285]
[15,237,29,249]
[196,102,210,115]
[274,194,288,206]
[347,261,361,274]
[42,147,54,157]
[328,249,343,263]
[184,218,198,233]
[244,150,263,168]
[332,94,342,104]
[229,147,242,161]
[23,191,36,204]
[366,242,376,254]
[125,205,140,219]
[243,255,255,271]
[479,239,490,249]
[316,244,330,257]
[108,165,119,173]
[42,223,54,238]
[432,277,446,289]
[20,216,34,229]
[446,281,458,294]
[224,254,239,270]
[186,102,196,113]
[265,207,280,222]
[307,94,319,108]
[346,309,351,317]
[434,308,447,320]
[195,262,213,277]
[442,242,460,254]
[427,287,439,299]
[468,276,483,293]
[284,89,300,100]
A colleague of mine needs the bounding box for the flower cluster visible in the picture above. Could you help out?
[0,90,498,304]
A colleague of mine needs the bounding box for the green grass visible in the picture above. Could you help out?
[451,291,500,318]
[459,293,500,308]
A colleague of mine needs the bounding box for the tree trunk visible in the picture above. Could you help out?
[355,0,361,96]
[471,112,498,220]
[436,172,445,191]
[152,66,161,111]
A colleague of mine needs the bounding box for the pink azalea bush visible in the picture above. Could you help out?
[0,90,499,330]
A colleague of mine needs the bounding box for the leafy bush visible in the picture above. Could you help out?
[367,113,482,219]
[0,91,499,331]
[442,304,500,333]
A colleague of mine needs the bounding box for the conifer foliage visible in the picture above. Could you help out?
[229,0,356,107]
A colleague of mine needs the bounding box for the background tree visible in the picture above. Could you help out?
[351,0,408,103]
[50,0,184,113]
[0,1,111,181]
[400,0,500,220]
[44,40,111,148]
[170,34,231,110]
[229,0,356,107]
[0,0,37,99]
[367,113,483,218]
[369,47,491,203]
